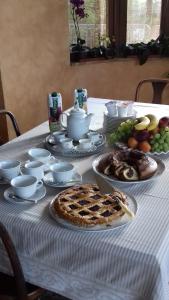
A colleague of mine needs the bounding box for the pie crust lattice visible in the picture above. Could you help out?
[54,184,128,227]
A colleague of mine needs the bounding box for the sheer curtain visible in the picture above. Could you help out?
[127,0,162,43]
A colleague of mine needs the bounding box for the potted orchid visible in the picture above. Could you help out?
[69,0,89,62]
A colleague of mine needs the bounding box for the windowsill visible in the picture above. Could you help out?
[70,55,169,66]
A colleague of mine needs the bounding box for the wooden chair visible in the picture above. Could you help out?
[135,78,169,104]
[0,110,21,137]
[0,221,44,300]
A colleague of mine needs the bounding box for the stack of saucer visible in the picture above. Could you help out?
[103,111,137,133]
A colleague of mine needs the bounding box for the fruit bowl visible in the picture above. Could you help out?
[114,142,169,156]
[147,150,169,156]
[108,115,169,154]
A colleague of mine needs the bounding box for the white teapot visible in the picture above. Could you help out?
[60,102,93,141]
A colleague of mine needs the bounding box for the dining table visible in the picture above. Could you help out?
[1,98,169,300]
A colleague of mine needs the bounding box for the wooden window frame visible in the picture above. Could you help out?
[160,0,169,36]
[108,0,169,46]
[108,0,127,46]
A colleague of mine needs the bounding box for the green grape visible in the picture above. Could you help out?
[164,145,168,152]
[154,133,160,140]
[150,140,155,145]
[153,147,158,153]
[125,129,130,135]
[159,139,165,144]
[108,133,117,144]
[108,119,136,145]
[164,133,169,140]
[117,128,122,134]
[160,128,165,134]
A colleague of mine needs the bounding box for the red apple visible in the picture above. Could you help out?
[159,117,169,128]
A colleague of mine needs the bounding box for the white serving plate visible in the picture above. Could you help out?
[92,153,165,186]
[49,192,137,232]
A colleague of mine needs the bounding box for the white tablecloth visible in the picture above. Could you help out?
[1,100,169,300]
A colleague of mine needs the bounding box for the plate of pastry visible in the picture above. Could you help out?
[49,183,137,232]
[92,149,165,185]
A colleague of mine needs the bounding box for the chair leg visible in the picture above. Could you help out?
[5,111,21,136]
[152,82,168,104]
[0,110,21,137]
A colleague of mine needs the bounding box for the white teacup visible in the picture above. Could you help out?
[126,101,134,116]
[105,101,117,116]
[11,175,42,199]
[0,160,21,181]
[60,138,73,149]
[117,104,128,117]
[87,132,100,143]
[28,148,51,163]
[22,161,44,180]
[50,162,74,182]
[52,131,65,143]
[78,138,93,150]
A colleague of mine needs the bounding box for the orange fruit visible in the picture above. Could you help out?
[138,141,151,153]
[127,137,138,149]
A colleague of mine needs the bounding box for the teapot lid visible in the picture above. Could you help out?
[70,99,85,115]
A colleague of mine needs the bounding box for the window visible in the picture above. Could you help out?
[69,0,107,48]
[127,0,162,43]
[108,0,169,46]
[69,0,169,48]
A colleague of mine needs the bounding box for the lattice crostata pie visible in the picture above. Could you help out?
[54,184,128,227]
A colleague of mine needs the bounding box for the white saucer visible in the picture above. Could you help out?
[43,171,82,188]
[4,185,46,205]
[74,145,97,153]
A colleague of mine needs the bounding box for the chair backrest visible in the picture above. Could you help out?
[0,110,21,143]
[0,221,28,300]
[135,78,169,104]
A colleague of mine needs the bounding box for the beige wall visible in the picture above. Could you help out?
[0,0,169,138]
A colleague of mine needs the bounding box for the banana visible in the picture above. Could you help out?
[134,116,150,131]
[145,114,159,131]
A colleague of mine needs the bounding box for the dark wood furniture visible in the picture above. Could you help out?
[0,221,44,300]
[135,78,169,104]
[0,110,21,145]
[0,110,21,137]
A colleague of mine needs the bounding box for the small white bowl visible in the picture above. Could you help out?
[28,148,51,163]
[50,162,74,182]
